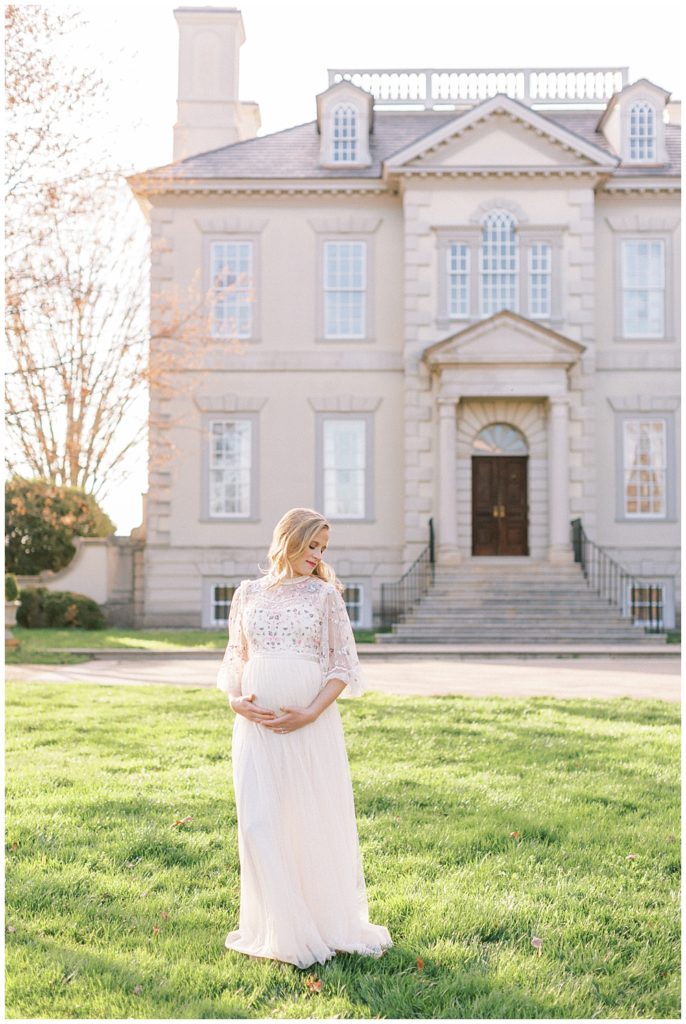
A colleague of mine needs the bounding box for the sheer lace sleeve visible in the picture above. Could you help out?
[320,585,365,698]
[216,582,248,699]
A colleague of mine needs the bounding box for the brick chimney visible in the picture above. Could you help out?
[173,6,260,161]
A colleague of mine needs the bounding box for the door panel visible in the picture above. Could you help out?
[472,456,528,556]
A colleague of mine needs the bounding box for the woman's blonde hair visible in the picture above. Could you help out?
[261,507,342,591]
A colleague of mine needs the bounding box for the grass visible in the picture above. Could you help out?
[5,681,680,1019]
[5,627,379,664]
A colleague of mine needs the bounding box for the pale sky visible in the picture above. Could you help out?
[61,0,682,533]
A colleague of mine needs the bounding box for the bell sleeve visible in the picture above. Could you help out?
[216,582,248,699]
[320,585,366,698]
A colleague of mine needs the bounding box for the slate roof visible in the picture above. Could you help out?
[136,108,680,182]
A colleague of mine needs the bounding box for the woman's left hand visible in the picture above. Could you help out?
[261,705,315,734]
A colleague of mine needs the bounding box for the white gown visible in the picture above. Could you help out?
[216,572,392,969]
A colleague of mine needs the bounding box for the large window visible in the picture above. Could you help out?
[322,418,366,518]
[480,211,518,315]
[331,104,359,163]
[528,242,552,319]
[621,239,665,338]
[209,419,252,517]
[447,243,470,318]
[628,102,656,161]
[210,240,253,338]
[622,418,666,518]
[324,241,366,338]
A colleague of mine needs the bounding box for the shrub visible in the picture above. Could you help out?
[5,477,115,575]
[17,587,105,629]
[5,573,19,602]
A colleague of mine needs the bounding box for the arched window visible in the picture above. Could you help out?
[628,102,656,161]
[480,211,518,316]
[472,423,529,455]
[332,104,358,162]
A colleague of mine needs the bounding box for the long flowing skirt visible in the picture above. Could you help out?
[225,651,392,969]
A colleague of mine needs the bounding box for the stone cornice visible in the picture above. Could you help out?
[307,395,383,412]
[193,394,268,413]
[127,176,396,198]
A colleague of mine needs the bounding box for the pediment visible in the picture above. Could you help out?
[423,311,585,368]
[386,94,617,172]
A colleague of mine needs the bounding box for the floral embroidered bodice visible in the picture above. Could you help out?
[216,574,364,698]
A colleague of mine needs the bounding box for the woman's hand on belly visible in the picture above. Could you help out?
[229,693,279,724]
[261,705,314,735]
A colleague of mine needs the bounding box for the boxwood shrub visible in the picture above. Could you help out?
[17,587,105,629]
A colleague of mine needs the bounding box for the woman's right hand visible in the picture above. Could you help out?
[229,692,278,724]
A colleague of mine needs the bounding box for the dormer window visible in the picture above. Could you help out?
[316,80,373,168]
[629,102,656,161]
[332,104,358,162]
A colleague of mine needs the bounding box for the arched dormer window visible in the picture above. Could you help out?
[480,211,518,316]
[332,104,358,163]
[628,101,656,161]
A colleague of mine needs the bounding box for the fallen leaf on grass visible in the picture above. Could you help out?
[626,853,638,861]
[172,816,193,828]
[416,957,425,971]
[305,976,322,993]
[152,925,159,937]
[531,936,543,955]
[10,842,18,851]
[133,984,143,995]
[160,911,169,920]
[6,925,16,933]
[509,831,520,841]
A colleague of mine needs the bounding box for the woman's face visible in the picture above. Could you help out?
[289,527,329,577]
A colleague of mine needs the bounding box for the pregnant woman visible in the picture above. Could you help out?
[217,506,392,969]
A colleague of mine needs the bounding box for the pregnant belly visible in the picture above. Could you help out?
[242,653,323,713]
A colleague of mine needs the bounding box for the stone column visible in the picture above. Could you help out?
[437,398,461,564]
[548,396,574,563]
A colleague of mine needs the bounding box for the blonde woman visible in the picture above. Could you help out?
[217,507,392,969]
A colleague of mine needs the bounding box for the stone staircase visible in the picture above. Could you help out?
[376,559,667,645]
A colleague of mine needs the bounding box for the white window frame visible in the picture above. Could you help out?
[342,583,364,627]
[628,101,657,162]
[447,243,470,318]
[479,211,519,317]
[315,412,374,522]
[208,239,254,339]
[331,103,359,163]
[204,416,256,520]
[323,240,367,339]
[621,417,667,520]
[528,241,552,319]
[620,238,665,339]
[210,583,238,627]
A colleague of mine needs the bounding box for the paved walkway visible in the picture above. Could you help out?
[5,654,681,701]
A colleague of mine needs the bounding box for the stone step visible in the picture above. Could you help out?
[377,635,666,645]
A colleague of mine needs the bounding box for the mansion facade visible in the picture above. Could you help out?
[127,7,681,632]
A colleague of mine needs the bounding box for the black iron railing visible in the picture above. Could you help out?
[380,518,435,628]
[571,518,664,632]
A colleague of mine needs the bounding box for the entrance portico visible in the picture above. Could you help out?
[423,311,585,565]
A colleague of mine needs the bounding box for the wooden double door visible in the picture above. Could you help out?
[472,456,529,556]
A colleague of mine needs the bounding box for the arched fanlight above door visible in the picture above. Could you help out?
[472,422,529,455]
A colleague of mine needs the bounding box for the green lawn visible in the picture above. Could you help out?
[5,627,380,664]
[5,682,680,1019]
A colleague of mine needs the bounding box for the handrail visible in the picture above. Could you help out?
[570,518,664,632]
[380,518,435,628]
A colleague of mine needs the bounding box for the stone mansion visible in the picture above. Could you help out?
[125,6,680,636]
